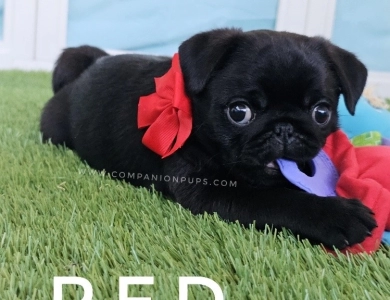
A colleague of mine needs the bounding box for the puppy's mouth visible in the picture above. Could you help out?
[266,160,279,170]
[265,161,280,175]
[265,160,313,176]
[266,161,279,169]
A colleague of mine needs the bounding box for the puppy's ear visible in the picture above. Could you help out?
[325,42,367,115]
[178,28,243,95]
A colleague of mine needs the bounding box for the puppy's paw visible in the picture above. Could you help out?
[318,198,377,250]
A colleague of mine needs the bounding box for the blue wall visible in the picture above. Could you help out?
[67,0,390,68]
[332,0,390,72]
[67,0,279,55]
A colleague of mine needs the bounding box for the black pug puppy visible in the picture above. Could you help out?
[40,28,377,250]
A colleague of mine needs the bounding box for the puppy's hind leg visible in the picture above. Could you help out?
[40,87,74,148]
[40,46,109,148]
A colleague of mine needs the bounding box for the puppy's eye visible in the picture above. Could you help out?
[227,102,254,125]
[312,105,331,125]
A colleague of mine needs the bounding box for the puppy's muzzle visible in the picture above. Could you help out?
[274,123,294,145]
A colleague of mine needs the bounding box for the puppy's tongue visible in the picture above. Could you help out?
[276,150,339,197]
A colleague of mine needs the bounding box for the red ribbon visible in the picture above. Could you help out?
[137,53,192,158]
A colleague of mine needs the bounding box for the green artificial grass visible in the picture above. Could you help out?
[1,70,390,299]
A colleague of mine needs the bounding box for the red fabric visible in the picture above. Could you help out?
[323,130,390,253]
[137,53,192,158]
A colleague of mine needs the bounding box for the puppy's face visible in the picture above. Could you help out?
[179,29,367,186]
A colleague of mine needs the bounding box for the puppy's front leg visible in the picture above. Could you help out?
[168,178,376,249]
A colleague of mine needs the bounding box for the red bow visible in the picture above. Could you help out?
[137,53,192,158]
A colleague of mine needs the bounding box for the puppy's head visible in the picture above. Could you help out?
[178,29,367,185]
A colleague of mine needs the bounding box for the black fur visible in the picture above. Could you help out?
[40,29,375,249]
[52,45,108,93]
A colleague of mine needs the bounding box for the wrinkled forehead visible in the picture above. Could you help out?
[210,36,337,106]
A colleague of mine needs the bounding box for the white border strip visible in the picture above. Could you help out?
[275,0,309,33]
[367,72,390,98]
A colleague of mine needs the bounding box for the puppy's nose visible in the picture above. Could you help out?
[274,123,294,144]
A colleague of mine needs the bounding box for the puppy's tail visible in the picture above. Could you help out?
[52,45,109,93]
